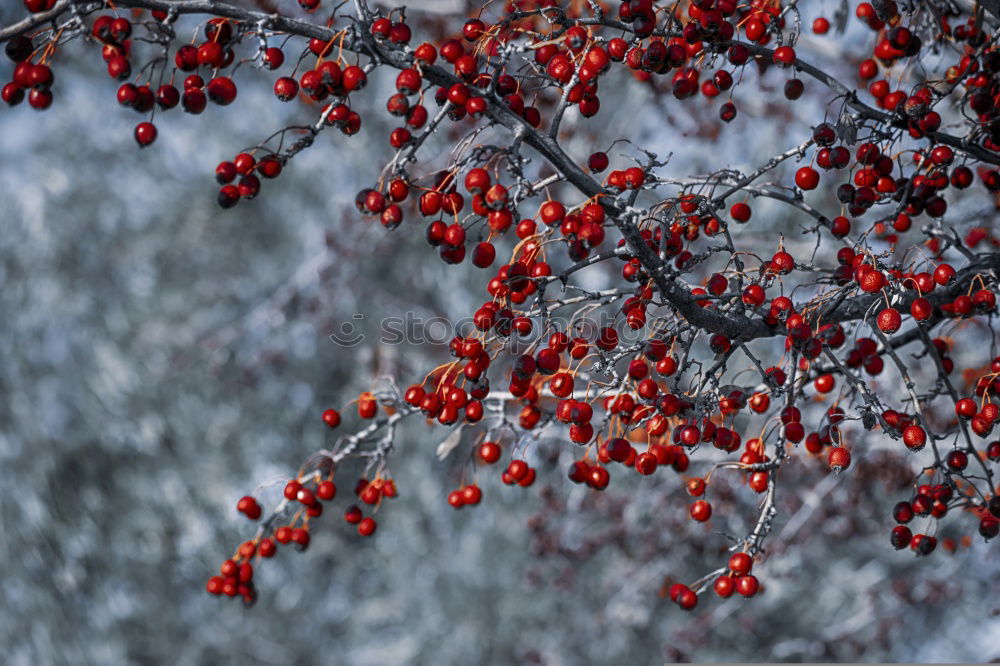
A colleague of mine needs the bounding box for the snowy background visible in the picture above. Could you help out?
[1,1,999,664]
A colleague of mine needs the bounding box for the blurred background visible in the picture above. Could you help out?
[1,1,999,663]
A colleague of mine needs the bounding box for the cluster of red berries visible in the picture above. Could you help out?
[12,0,1000,612]
[190,0,1000,594]
[611,0,799,114]
[711,552,760,599]
[3,34,56,109]
[87,14,234,148]
[207,404,406,601]
[955,388,1000,440]
[566,437,690,490]
[206,549,263,606]
[501,459,537,487]
[468,444,539,490]
[361,165,612,268]
[215,152,283,209]
[669,551,760,611]
[401,365,486,427]
[447,484,482,508]
[854,5,1000,152]
[344,476,395,535]
[890,487,1000,553]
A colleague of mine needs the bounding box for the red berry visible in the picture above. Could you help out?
[588,151,609,173]
[876,307,901,334]
[676,587,698,610]
[342,65,367,91]
[902,425,926,451]
[2,83,25,106]
[795,166,819,190]
[828,446,851,472]
[714,575,735,597]
[933,264,955,286]
[730,202,751,223]
[134,122,157,147]
[236,496,261,520]
[197,42,224,67]
[955,398,977,419]
[690,500,712,522]
[588,465,610,490]
[462,484,482,505]
[156,84,179,110]
[946,450,968,470]
[728,552,752,575]
[217,185,240,209]
[316,480,337,501]
[910,297,932,321]
[736,574,760,597]
[890,525,912,549]
[106,56,131,80]
[206,576,224,595]
[322,408,341,428]
[292,528,310,549]
[274,76,299,101]
[262,47,284,69]
[479,441,501,464]
[773,46,796,67]
[635,451,658,475]
[207,76,237,105]
[506,459,529,482]
[771,251,794,275]
[358,517,377,536]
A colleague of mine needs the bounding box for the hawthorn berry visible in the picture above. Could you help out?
[133,122,157,147]
[736,574,760,597]
[728,552,752,576]
[828,446,851,472]
[690,500,712,522]
[588,465,610,490]
[910,297,932,321]
[207,77,237,105]
[2,83,24,106]
[236,496,262,520]
[588,151,609,173]
[344,505,363,525]
[955,398,977,420]
[274,77,298,102]
[902,425,927,451]
[719,102,737,122]
[316,480,337,501]
[291,528,310,549]
[933,264,955,286]
[795,166,819,190]
[730,202,751,223]
[876,308,901,334]
[773,46,796,68]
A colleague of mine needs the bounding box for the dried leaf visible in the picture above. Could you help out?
[435,424,464,460]
[837,108,858,146]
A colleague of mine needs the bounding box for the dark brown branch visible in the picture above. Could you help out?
[4,0,997,347]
